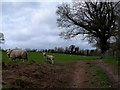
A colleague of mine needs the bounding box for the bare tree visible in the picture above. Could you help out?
[0,33,5,44]
[69,45,75,53]
[56,1,120,58]
[75,47,79,54]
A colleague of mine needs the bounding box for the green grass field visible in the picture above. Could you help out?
[2,51,99,63]
[2,51,119,67]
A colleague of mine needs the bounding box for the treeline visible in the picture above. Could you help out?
[1,44,119,58]
[25,45,100,56]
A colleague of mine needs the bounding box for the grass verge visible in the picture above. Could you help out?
[84,61,112,88]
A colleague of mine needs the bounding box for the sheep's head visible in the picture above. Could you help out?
[43,52,46,56]
[7,49,12,57]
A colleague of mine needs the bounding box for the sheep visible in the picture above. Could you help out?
[43,52,54,64]
[7,49,28,61]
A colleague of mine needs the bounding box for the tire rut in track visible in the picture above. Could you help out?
[69,61,86,88]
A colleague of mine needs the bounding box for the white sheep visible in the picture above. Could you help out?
[7,49,28,61]
[43,52,54,64]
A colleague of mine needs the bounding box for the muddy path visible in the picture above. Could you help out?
[67,60,119,88]
[69,61,86,88]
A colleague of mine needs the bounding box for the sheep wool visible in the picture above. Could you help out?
[7,49,28,60]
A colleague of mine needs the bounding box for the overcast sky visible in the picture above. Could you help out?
[1,0,95,50]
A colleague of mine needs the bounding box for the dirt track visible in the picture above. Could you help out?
[69,61,85,88]
[2,60,119,88]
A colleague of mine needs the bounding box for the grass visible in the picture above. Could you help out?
[2,50,119,71]
[102,57,119,70]
[2,51,98,63]
[85,62,112,88]
[103,57,118,65]
[95,66,111,88]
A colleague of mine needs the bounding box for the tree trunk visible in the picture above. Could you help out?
[100,52,105,59]
[99,38,109,59]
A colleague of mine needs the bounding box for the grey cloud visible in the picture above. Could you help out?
[2,2,94,50]
[2,2,41,15]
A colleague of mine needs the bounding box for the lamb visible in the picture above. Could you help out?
[7,49,28,61]
[43,52,54,64]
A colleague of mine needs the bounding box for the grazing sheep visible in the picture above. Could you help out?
[7,49,28,61]
[43,52,54,64]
